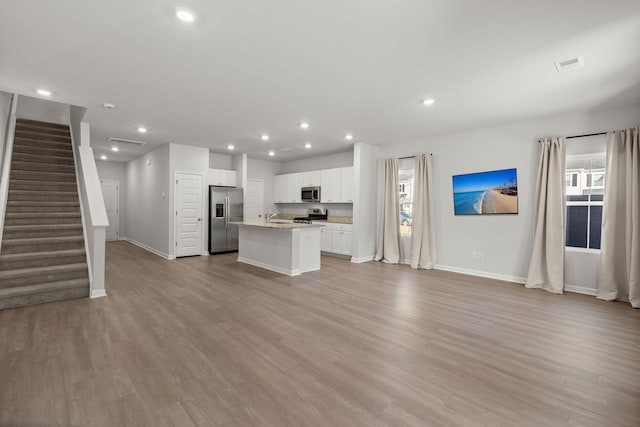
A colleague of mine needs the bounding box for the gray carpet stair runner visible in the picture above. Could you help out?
[0,118,89,310]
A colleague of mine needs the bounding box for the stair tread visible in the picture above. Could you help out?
[17,118,70,128]
[9,190,78,196]
[7,179,76,187]
[3,235,85,245]
[14,136,71,145]
[7,201,80,206]
[4,224,83,231]
[0,249,86,261]
[12,146,73,156]
[0,279,89,299]
[0,262,88,279]
[5,212,80,217]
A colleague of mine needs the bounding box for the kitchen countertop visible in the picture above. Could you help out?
[272,214,353,224]
[229,221,325,229]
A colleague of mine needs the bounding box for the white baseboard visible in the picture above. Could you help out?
[434,263,526,284]
[351,255,374,263]
[118,236,128,241]
[564,284,598,296]
[434,264,600,297]
[237,256,301,276]
[123,237,172,260]
[90,289,107,299]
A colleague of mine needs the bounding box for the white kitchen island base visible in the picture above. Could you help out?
[234,222,322,276]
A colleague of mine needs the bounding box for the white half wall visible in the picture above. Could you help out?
[126,144,171,258]
[280,150,353,173]
[96,161,128,238]
[377,101,640,290]
[247,158,282,215]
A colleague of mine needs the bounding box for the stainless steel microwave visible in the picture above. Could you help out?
[301,186,321,202]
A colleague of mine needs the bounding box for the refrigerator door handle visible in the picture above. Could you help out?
[225,196,229,228]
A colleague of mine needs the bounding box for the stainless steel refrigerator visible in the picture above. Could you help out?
[209,186,243,254]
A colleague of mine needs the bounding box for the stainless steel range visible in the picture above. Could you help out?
[293,208,328,223]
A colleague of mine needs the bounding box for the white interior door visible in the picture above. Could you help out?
[100,179,119,241]
[245,179,264,222]
[175,172,203,257]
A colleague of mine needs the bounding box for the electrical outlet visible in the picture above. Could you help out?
[472,251,484,260]
[477,251,484,260]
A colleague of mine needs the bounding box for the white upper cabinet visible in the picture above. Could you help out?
[302,171,321,187]
[340,166,354,203]
[275,166,354,204]
[207,169,237,187]
[321,168,341,203]
[274,175,287,203]
[287,172,303,203]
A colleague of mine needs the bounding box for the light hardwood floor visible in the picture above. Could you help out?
[1,241,639,426]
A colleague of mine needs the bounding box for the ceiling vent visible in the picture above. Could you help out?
[554,56,584,72]
[280,147,293,152]
[108,137,146,145]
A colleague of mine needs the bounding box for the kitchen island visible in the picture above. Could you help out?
[230,222,324,276]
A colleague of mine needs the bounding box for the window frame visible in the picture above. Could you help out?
[565,152,605,253]
[398,158,415,237]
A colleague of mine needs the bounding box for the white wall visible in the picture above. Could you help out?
[169,143,209,257]
[96,161,127,238]
[126,144,171,257]
[0,91,12,157]
[280,150,353,173]
[210,152,232,169]
[377,101,640,290]
[15,95,70,124]
[247,158,282,215]
[232,153,247,189]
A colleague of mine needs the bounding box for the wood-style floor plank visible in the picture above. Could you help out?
[0,241,639,426]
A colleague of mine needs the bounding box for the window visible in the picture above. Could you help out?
[565,153,605,250]
[399,158,415,236]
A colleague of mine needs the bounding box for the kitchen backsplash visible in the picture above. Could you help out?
[273,203,353,218]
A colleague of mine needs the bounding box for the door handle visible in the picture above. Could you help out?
[197,218,202,221]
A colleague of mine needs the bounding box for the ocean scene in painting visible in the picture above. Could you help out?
[452,168,518,215]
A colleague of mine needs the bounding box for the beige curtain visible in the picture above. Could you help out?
[598,128,640,308]
[526,137,566,294]
[375,158,403,263]
[410,154,436,269]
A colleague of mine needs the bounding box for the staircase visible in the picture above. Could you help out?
[0,119,89,310]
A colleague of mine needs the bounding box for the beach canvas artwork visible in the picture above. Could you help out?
[452,168,518,215]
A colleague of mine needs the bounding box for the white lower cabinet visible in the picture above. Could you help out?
[321,229,332,252]
[320,223,352,256]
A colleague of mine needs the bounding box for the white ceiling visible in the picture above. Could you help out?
[1,0,639,162]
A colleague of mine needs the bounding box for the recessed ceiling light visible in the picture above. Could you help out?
[345,133,354,141]
[268,150,275,156]
[37,88,52,97]
[102,103,116,109]
[422,98,437,106]
[175,8,196,23]
[137,126,148,133]
[227,144,235,150]
[261,134,270,141]
[304,143,312,149]
[299,122,310,130]
[100,155,107,160]
[111,146,119,152]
